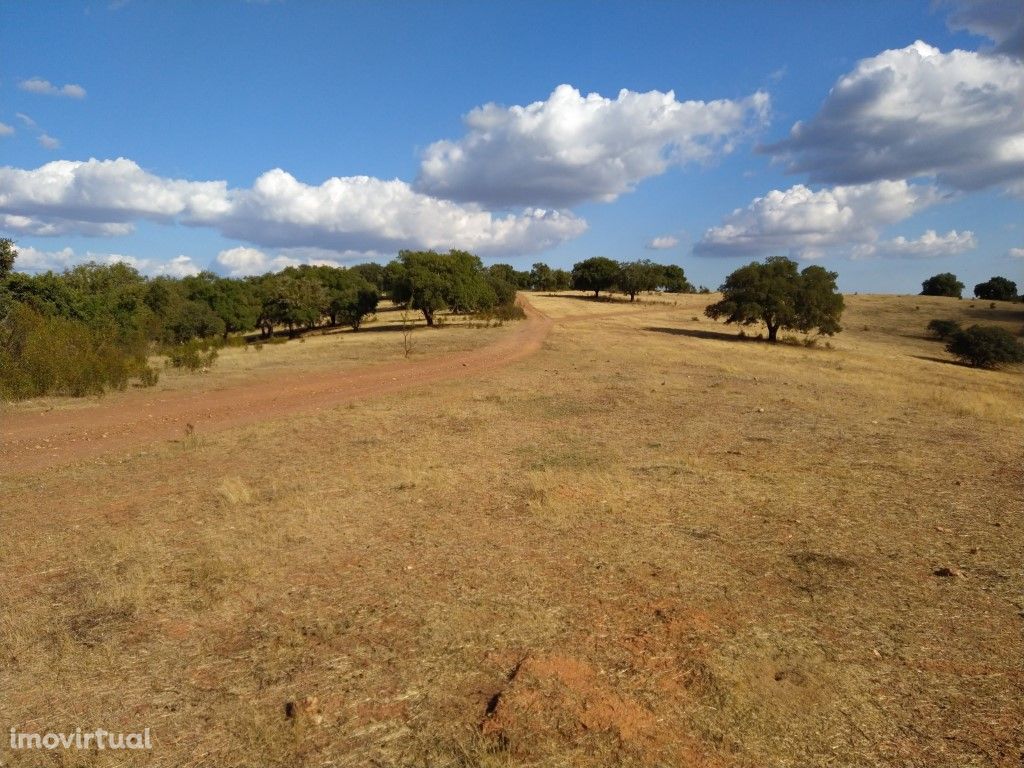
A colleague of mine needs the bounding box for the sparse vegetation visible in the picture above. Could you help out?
[2,292,1020,767]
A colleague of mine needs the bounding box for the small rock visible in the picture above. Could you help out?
[757,407,765,413]
[933,567,963,579]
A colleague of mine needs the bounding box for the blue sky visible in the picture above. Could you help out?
[1,0,1022,293]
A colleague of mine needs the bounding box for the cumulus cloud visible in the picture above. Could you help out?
[761,41,1024,195]
[645,235,679,250]
[416,84,770,208]
[18,78,87,99]
[38,133,60,150]
[217,246,279,276]
[1009,246,1024,258]
[0,158,586,256]
[694,180,943,258]
[0,158,231,237]
[212,168,587,254]
[943,0,1024,58]
[0,123,13,137]
[13,245,201,276]
[215,246,385,277]
[852,229,977,259]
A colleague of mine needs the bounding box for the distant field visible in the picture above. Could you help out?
[1,292,1022,767]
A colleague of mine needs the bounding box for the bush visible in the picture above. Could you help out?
[945,325,1024,368]
[926,319,961,339]
[0,304,147,400]
[136,365,160,387]
[167,341,219,371]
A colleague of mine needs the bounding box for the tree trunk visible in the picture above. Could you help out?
[767,323,779,342]
[629,291,636,302]
[594,290,600,298]
[423,308,434,326]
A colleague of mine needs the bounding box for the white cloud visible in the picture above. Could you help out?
[212,168,587,254]
[14,113,36,128]
[645,235,679,250]
[694,180,943,258]
[1009,246,1024,258]
[0,159,586,256]
[0,122,13,137]
[0,158,230,236]
[18,78,87,99]
[216,246,287,276]
[852,229,977,259]
[14,245,77,271]
[12,245,201,276]
[943,0,1024,58]
[38,133,60,150]
[762,41,1024,194]
[416,84,770,207]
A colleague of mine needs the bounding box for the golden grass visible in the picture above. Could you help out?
[1,292,1022,767]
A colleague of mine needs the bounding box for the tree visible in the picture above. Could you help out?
[530,262,556,291]
[659,264,694,293]
[0,238,16,279]
[259,274,327,335]
[921,272,964,298]
[349,262,387,292]
[572,257,619,298]
[552,269,573,291]
[926,319,961,340]
[946,325,1024,368]
[973,276,1017,302]
[488,263,530,289]
[329,279,379,330]
[182,272,260,339]
[704,256,844,343]
[164,300,226,343]
[617,259,662,301]
[389,250,497,325]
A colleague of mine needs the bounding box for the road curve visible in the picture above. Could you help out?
[0,296,553,477]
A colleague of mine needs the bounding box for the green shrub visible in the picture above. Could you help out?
[167,341,219,371]
[136,365,160,387]
[946,325,1024,368]
[926,318,961,339]
[0,304,147,400]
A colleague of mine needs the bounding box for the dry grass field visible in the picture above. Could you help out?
[1,292,1022,767]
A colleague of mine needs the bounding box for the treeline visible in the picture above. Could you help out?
[0,241,549,400]
[570,257,697,300]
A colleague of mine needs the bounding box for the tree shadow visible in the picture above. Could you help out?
[643,326,760,343]
[910,354,972,368]
[961,306,1024,323]
[555,293,634,304]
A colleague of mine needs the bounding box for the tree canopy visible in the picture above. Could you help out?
[973,276,1017,302]
[571,257,620,298]
[921,272,964,298]
[704,256,844,342]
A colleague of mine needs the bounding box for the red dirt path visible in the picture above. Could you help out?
[0,298,553,477]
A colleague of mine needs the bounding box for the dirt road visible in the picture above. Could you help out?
[0,298,553,477]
